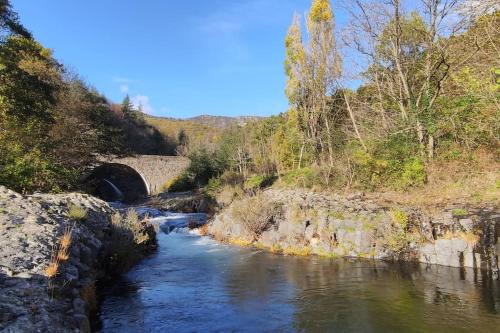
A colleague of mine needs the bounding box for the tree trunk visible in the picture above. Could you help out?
[344,92,367,151]
[428,135,434,159]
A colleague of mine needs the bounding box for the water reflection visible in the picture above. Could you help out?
[98,217,500,333]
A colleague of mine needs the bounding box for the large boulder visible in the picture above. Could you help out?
[0,186,156,332]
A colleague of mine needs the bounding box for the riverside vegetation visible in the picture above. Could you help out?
[0,0,499,331]
[161,0,499,275]
[0,0,179,194]
[167,0,498,199]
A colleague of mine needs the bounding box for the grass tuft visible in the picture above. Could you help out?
[67,205,87,221]
[45,261,59,278]
[451,208,468,217]
[283,246,312,256]
[443,230,480,247]
[389,208,409,228]
[198,223,209,236]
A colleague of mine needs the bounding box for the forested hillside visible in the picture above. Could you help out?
[171,0,499,204]
[0,0,176,193]
[144,114,262,155]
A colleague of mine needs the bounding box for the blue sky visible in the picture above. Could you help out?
[12,0,348,118]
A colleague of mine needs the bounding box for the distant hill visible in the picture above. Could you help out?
[144,114,264,150]
[186,115,264,129]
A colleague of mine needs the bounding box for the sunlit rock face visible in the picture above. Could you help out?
[208,189,500,278]
[0,186,157,332]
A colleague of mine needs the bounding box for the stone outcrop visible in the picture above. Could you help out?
[0,186,156,332]
[208,189,500,278]
[142,191,216,215]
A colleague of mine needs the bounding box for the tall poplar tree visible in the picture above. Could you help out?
[284,0,341,168]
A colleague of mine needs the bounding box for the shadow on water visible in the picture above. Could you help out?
[97,214,500,333]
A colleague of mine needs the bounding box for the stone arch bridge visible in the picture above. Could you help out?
[85,155,189,202]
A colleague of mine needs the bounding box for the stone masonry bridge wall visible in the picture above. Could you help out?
[98,155,189,195]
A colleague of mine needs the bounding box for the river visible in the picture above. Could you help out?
[97,213,500,332]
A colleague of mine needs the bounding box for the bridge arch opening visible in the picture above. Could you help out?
[85,163,150,203]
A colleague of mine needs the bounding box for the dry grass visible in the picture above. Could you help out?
[198,223,209,236]
[57,247,70,261]
[125,208,139,225]
[46,223,75,292]
[215,184,244,206]
[460,231,480,247]
[45,259,59,279]
[369,151,499,209]
[56,223,74,261]
[59,224,74,249]
[230,193,282,240]
[46,245,61,297]
[228,237,252,246]
[106,208,156,274]
[111,212,122,226]
[269,244,283,254]
[283,246,312,256]
[443,230,480,248]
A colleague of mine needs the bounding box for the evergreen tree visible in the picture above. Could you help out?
[121,94,134,118]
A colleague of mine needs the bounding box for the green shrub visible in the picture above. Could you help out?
[0,144,69,193]
[186,148,224,186]
[244,174,276,191]
[400,158,426,188]
[167,172,195,192]
[350,134,426,190]
[451,208,468,217]
[203,177,222,197]
[281,167,318,188]
[386,229,420,255]
[390,208,409,228]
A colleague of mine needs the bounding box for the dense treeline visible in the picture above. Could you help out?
[0,0,175,193]
[174,0,498,195]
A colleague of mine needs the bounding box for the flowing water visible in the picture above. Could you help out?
[97,213,500,333]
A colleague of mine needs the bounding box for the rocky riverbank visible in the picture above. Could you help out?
[208,189,500,279]
[139,191,216,215]
[0,186,157,332]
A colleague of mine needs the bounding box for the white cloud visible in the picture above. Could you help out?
[131,94,154,114]
[120,84,129,93]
